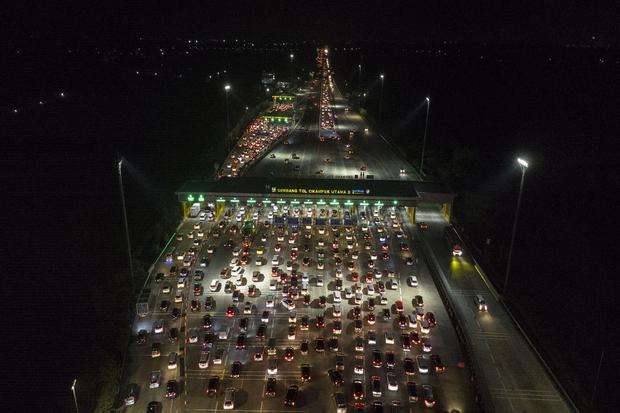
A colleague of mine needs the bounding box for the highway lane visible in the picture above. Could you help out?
[413,206,574,412]
[120,204,477,412]
[245,77,419,182]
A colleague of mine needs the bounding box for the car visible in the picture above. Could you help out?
[367,312,376,325]
[401,333,412,351]
[231,361,242,378]
[188,327,199,343]
[407,381,418,402]
[171,307,181,320]
[162,282,171,294]
[236,333,247,350]
[153,319,164,334]
[136,329,147,344]
[452,244,463,256]
[299,340,309,355]
[410,331,420,345]
[253,345,264,361]
[404,357,415,375]
[149,370,161,388]
[395,300,404,313]
[284,347,295,362]
[174,290,183,303]
[416,355,430,374]
[315,336,325,352]
[266,295,275,308]
[372,349,383,367]
[384,331,395,344]
[151,342,161,358]
[300,316,310,330]
[380,295,388,305]
[408,275,418,287]
[288,324,296,340]
[353,306,362,319]
[243,301,253,315]
[204,296,215,310]
[316,276,324,286]
[353,379,365,400]
[355,336,364,352]
[397,315,407,329]
[223,387,236,410]
[199,351,210,368]
[301,363,311,382]
[265,377,277,397]
[475,294,488,311]
[386,372,398,391]
[318,295,327,308]
[431,354,447,372]
[284,385,299,407]
[386,351,396,369]
[167,352,178,369]
[209,279,220,292]
[193,282,203,296]
[282,298,295,310]
[168,327,179,343]
[422,384,436,407]
[329,369,344,387]
[415,306,425,319]
[425,311,437,327]
[421,336,432,352]
[419,319,431,334]
[269,279,278,290]
[160,300,170,312]
[165,380,177,399]
[382,308,391,320]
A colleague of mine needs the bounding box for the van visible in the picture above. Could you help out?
[267,338,277,355]
[474,295,487,311]
[272,255,280,265]
[167,352,178,370]
[334,392,347,413]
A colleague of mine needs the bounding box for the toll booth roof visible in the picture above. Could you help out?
[177,177,453,202]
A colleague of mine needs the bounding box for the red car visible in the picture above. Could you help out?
[418,222,429,230]
[395,300,404,313]
[424,312,437,327]
[225,305,236,317]
[365,272,374,283]
[351,272,359,282]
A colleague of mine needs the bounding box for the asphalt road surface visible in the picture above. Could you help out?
[121,205,476,412]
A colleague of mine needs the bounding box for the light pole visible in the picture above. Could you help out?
[71,379,79,413]
[289,53,294,81]
[224,84,231,151]
[503,157,529,296]
[378,74,385,121]
[117,155,134,282]
[420,96,431,175]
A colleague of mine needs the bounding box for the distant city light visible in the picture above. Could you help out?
[380,74,384,79]
[60,92,65,98]
[39,101,44,105]
[224,84,231,91]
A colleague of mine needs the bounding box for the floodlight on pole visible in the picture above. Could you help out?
[71,379,79,413]
[503,157,530,296]
[420,96,431,175]
[224,84,231,151]
[378,74,385,121]
[117,155,134,283]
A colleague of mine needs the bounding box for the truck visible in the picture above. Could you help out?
[189,203,201,218]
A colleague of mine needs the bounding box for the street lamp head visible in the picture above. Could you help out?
[71,379,77,391]
[517,158,529,169]
[290,53,294,59]
[380,74,384,80]
[224,84,231,91]
[425,96,430,103]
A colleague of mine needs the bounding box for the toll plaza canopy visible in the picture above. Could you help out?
[177,177,453,207]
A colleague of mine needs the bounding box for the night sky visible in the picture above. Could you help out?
[5,1,620,46]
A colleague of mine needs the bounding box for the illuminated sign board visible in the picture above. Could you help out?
[269,186,370,196]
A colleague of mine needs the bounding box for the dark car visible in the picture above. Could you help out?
[303,294,311,306]
[256,323,267,339]
[404,357,416,375]
[137,329,147,344]
[265,377,277,397]
[239,317,248,333]
[353,306,361,319]
[368,298,375,311]
[160,300,170,312]
[382,308,391,320]
[406,381,418,402]
[204,296,215,310]
[386,351,395,368]
[318,295,327,307]
[202,314,212,329]
[193,283,203,296]
[328,369,343,387]
[424,311,437,327]
[431,354,447,372]
[316,315,325,328]
[401,333,411,351]
[301,363,311,382]
[236,333,246,350]
[353,379,364,400]
[168,327,178,343]
[191,299,200,312]
[206,376,219,397]
[231,361,242,377]
[155,272,164,283]
[300,340,309,355]
[171,308,181,320]
[372,349,383,367]
[165,380,177,399]
[147,401,161,412]
[284,385,299,406]
[315,336,325,352]
[284,347,295,362]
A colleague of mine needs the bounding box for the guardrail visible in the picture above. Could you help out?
[447,223,579,412]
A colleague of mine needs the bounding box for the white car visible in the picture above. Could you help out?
[188,328,199,343]
[268,358,278,375]
[333,304,342,317]
[316,276,324,287]
[266,295,275,308]
[174,291,183,303]
[153,319,164,334]
[231,266,244,276]
[370,251,378,260]
[367,284,375,296]
[354,357,364,374]
[209,280,220,292]
[282,298,295,310]
[232,247,241,257]
[199,211,207,221]
[230,258,240,267]
[177,278,185,289]
[408,275,418,287]
[387,372,398,391]
[213,349,224,364]
[235,275,244,286]
[198,352,210,369]
[223,388,235,410]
